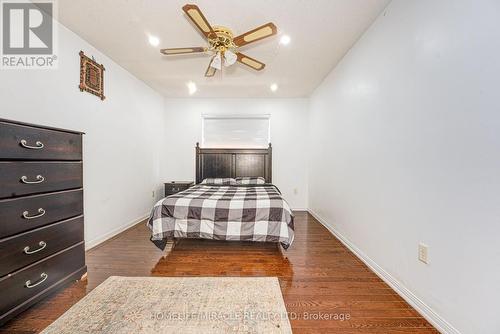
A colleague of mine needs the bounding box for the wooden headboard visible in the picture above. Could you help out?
[195,142,272,184]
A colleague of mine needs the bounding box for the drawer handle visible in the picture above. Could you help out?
[21,175,45,184]
[25,272,48,289]
[24,241,47,254]
[20,139,44,150]
[22,208,46,220]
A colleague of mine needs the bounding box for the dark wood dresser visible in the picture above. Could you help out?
[0,118,86,325]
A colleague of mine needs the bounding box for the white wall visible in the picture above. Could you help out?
[0,24,165,248]
[308,1,500,333]
[162,98,309,209]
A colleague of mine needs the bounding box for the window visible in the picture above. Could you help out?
[201,115,270,148]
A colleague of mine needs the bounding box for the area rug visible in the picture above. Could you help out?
[41,276,292,334]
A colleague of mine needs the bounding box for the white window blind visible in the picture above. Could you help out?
[202,115,270,148]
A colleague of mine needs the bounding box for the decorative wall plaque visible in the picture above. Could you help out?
[79,51,105,100]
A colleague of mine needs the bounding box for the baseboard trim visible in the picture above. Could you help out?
[308,209,460,334]
[85,213,149,251]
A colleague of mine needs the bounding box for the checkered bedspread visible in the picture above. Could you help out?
[147,184,294,250]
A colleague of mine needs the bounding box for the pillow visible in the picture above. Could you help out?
[235,177,266,185]
[201,178,236,185]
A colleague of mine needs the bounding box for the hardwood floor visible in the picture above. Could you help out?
[1,212,439,333]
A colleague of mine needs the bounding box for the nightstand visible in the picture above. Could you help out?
[164,181,194,197]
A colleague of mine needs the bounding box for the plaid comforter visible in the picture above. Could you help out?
[147,184,294,250]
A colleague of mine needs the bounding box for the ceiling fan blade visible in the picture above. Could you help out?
[182,4,215,38]
[205,57,217,77]
[236,52,266,71]
[160,47,207,55]
[233,22,277,47]
[205,66,217,77]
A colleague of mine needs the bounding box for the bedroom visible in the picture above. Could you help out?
[0,0,498,333]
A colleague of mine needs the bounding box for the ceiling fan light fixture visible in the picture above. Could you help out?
[223,50,237,67]
[210,52,222,70]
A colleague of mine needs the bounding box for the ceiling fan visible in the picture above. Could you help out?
[160,4,277,77]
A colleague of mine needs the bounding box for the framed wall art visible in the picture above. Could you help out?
[79,51,105,100]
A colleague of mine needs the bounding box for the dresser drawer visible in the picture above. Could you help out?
[0,242,85,317]
[0,122,82,161]
[0,216,84,277]
[0,162,82,199]
[0,189,83,238]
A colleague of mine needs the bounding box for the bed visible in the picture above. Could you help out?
[147,143,294,250]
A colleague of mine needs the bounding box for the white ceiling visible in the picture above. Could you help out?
[58,0,390,98]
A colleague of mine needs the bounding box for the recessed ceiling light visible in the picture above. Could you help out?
[270,83,278,92]
[148,35,160,47]
[187,81,197,95]
[279,35,291,45]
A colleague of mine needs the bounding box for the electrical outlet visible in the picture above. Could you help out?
[294,188,298,195]
[418,243,429,264]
